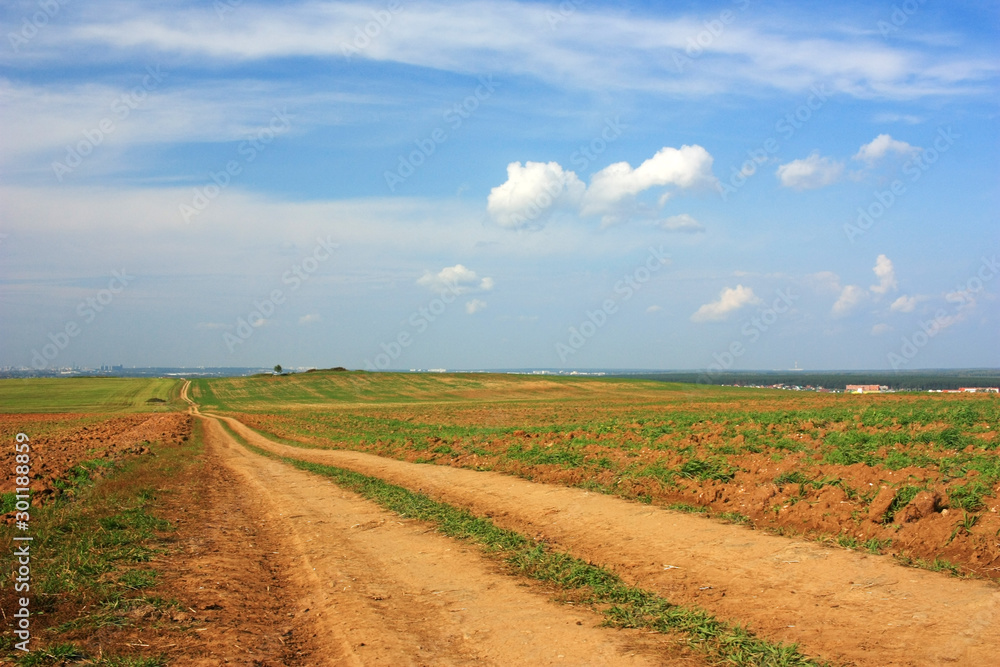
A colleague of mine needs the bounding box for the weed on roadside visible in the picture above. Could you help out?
[0,423,197,664]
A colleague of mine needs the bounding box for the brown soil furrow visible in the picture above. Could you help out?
[216,414,1000,667]
[201,414,701,666]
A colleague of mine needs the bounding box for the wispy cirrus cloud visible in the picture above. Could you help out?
[10,1,996,99]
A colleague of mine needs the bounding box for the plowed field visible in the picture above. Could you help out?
[197,371,1000,580]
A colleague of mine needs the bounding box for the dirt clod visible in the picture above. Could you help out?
[899,491,942,523]
[868,485,896,521]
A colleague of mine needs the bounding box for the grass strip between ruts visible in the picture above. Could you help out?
[216,418,828,667]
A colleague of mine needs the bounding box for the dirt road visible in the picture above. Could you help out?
[183,384,701,666]
[210,410,1000,667]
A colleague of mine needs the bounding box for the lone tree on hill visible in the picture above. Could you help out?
[273,365,282,374]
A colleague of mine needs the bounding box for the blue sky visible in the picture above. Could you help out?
[1,0,998,372]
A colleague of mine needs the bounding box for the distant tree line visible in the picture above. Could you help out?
[624,370,1000,392]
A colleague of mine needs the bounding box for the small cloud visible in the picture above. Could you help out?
[465,298,487,314]
[418,264,494,295]
[776,152,844,190]
[646,305,662,313]
[872,113,922,125]
[871,323,892,335]
[659,213,705,234]
[691,285,760,323]
[196,322,228,330]
[832,284,866,317]
[807,271,842,294]
[298,313,321,325]
[890,294,917,313]
[870,254,898,296]
[853,134,920,166]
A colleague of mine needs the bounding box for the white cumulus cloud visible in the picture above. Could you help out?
[776,152,844,190]
[691,285,760,323]
[465,298,487,314]
[486,161,585,229]
[487,146,716,229]
[871,323,892,335]
[870,254,898,296]
[582,145,717,224]
[298,313,321,325]
[853,134,920,166]
[659,213,706,233]
[417,264,494,294]
[890,294,917,313]
[832,284,866,317]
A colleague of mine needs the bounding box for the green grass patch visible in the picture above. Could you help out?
[0,378,184,413]
[0,417,197,664]
[506,443,585,468]
[16,643,167,667]
[863,537,892,554]
[679,456,737,482]
[949,481,989,512]
[717,511,753,526]
[667,503,708,514]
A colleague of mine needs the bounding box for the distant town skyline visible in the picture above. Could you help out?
[1,0,998,371]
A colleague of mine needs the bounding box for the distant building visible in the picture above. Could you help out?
[960,387,1000,393]
[846,384,884,394]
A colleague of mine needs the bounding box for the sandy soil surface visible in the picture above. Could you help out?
[215,413,1000,667]
[196,410,702,665]
[138,426,322,666]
